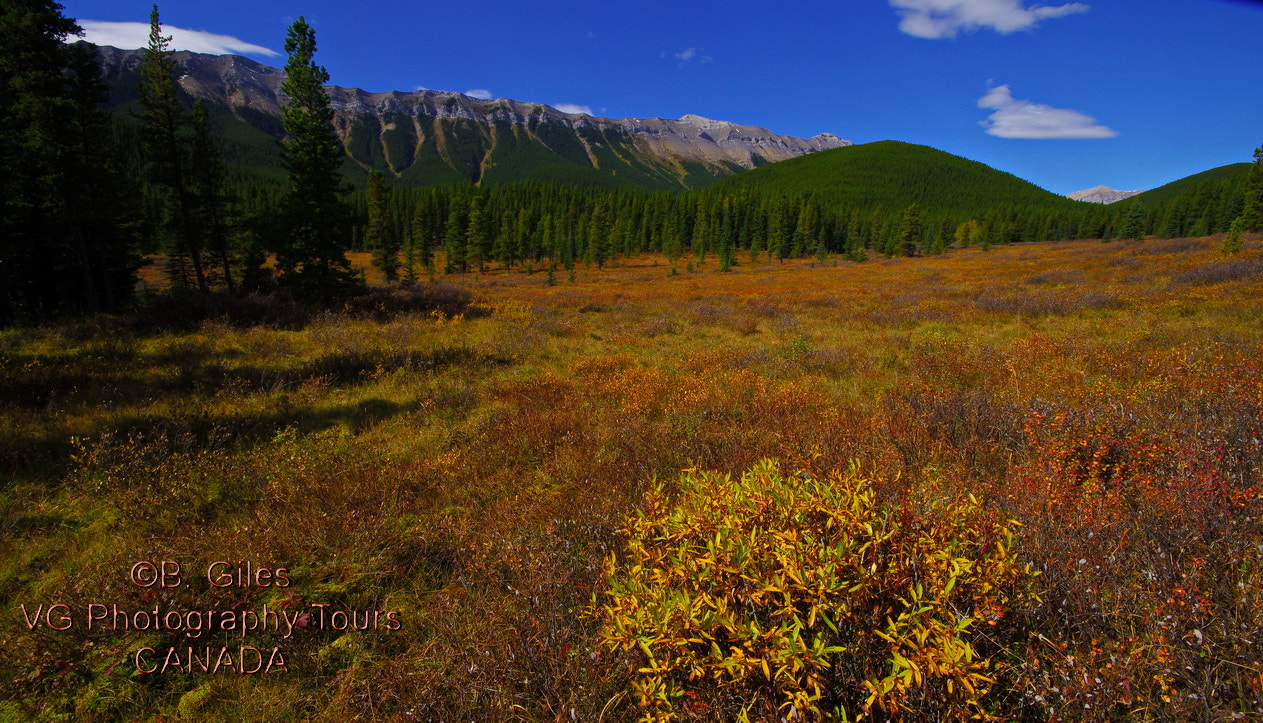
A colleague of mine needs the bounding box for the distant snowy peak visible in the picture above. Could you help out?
[1068,185,1144,204]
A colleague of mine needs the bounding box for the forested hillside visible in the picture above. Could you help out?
[1116,162,1251,239]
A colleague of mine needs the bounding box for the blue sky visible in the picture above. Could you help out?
[64,0,1263,195]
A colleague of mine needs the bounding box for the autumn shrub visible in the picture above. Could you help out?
[1105,255,1142,269]
[361,280,477,317]
[1172,258,1263,285]
[733,316,761,336]
[1022,268,1086,285]
[1127,237,1203,255]
[687,300,726,326]
[129,281,480,333]
[595,459,1040,721]
[640,316,679,337]
[986,340,1263,720]
[974,289,1122,316]
[132,290,314,331]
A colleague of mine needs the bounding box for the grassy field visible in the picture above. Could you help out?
[3,235,1262,721]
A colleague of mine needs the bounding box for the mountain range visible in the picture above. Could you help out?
[89,43,1252,238]
[1066,186,1145,204]
[93,44,848,191]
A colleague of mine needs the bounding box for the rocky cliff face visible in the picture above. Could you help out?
[94,45,849,188]
[1067,185,1144,204]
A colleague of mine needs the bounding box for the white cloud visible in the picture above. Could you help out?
[890,0,1088,39]
[464,89,493,100]
[977,84,1117,139]
[77,20,278,56]
[554,103,593,116]
[663,47,714,67]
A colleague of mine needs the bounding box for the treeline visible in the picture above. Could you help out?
[340,168,1254,279]
[3,2,1261,326]
[0,1,140,324]
[1,2,349,324]
[1117,169,1251,239]
[337,142,1260,273]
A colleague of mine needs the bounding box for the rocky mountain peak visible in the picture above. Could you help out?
[1067,185,1144,204]
[91,44,851,188]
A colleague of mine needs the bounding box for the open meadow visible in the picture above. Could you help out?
[3,236,1262,721]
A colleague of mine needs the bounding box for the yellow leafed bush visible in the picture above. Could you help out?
[595,459,1040,721]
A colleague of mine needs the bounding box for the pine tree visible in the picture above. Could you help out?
[366,171,400,282]
[589,201,613,269]
[62,43,139,311]
[0,0,138,322]
[793,201,819,258]
[895,203,923,257]
[1221,217,1244,255]
[411,198,435,278]
[748,214,765,263]
[466,195,488,272]
[188,99,234,291]
[138,4,208,292]
[444,199,468,273]
[491,214,512,268]
[769,209,790,262]
[275,16,354,298]
[1118,203,1146,241]
[692,198,711,263]
[1240,142,1263,232]
[665,223,684,271]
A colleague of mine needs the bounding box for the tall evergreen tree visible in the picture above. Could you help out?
[1118,203,1146,241]
[138,4,207,292]
[188,99,234,291]
[466,195,488,272]
[366,171,400,282]
[769,209,790,262]
[665,222,684,271]
[894,203,923,257]
[1240,142,1263,233]
[444,198,468,273]
[718,199,736,271]
[589,201,613,269]
[275,16,354,298]
[0,0,138,323]
[62,42,141,310]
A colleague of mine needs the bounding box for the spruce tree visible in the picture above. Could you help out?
[188,99,234,291]
[769,210,789,262]
[0,0,138,322]
[1221,217,1244,255]
[895,203,923,257]
[412,195,437,276]
[665,223,684,271]
[62,42,141,311]
[1118,203,1146,241]
[366,171,400,282]
[589,201,613,269]
[444,199,468,273]
[275,16,354,298]
[515,208,532,264]
[1240,142,1263,233]
[466,195,488,272]
[139,4,207,292]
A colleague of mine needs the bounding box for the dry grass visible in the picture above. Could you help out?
[2,235,1262,721]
